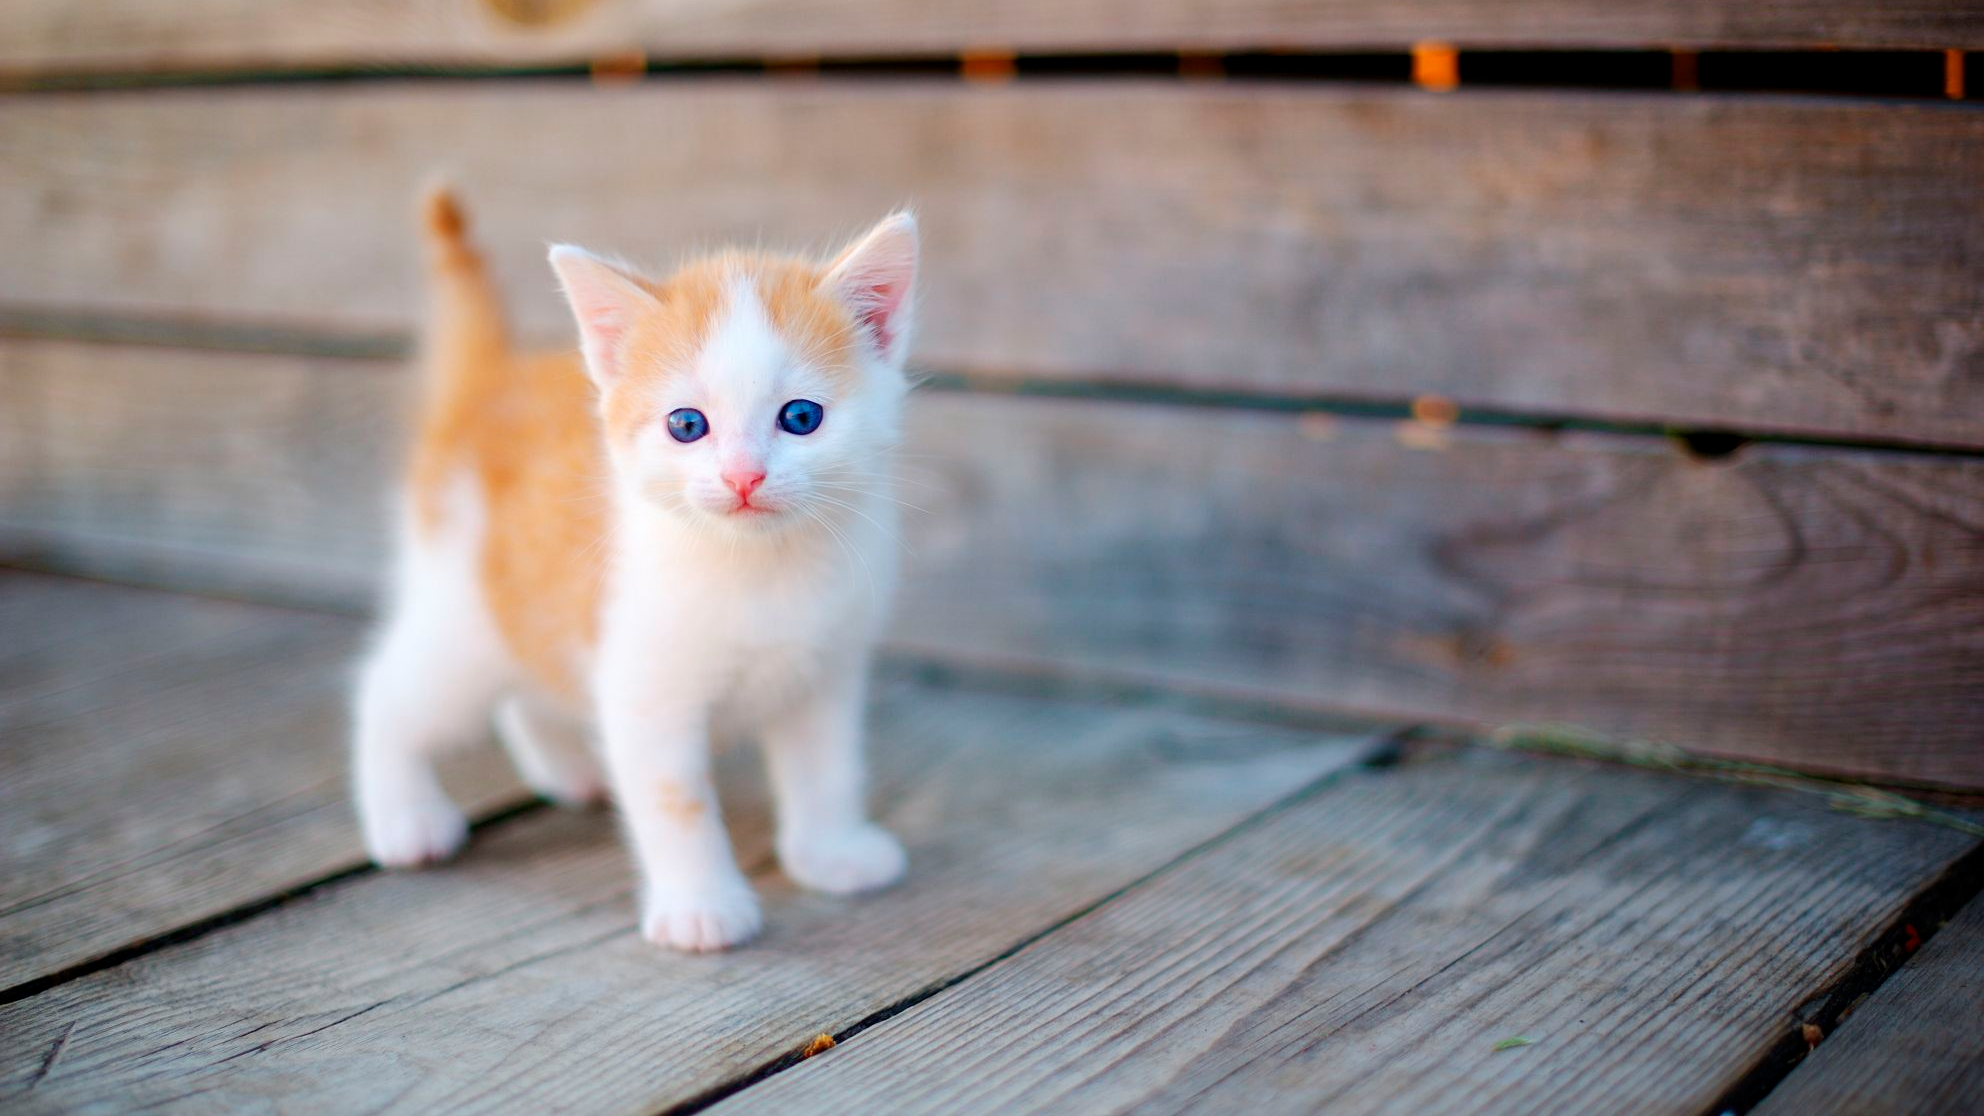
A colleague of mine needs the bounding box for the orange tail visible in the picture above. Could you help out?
[416,183,510,408]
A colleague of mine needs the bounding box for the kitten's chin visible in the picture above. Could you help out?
[679,498,792,533]
[719,505,784,528]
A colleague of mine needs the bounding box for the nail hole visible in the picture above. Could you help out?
[1673,430,1752,461]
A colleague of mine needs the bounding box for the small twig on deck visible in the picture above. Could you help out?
[1489,724,1984,838]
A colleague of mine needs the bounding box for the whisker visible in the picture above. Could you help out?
[810,485,932,517]
[807,491,905,542]
[804,504,875,599]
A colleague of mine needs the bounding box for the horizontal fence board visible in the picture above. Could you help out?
[2,83,1982,445]
[4,338,1981,788]
[711,752,1981,1116]
[0,676,1374,1112]
[0,0,1980,75]
[0,572,525,992]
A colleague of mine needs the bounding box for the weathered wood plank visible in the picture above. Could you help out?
[3,84,1980,444]
[707,751,1981,1116]
[0,340,405,608]
[6,338,1981,787]
[0,572,524,992]
[0,0,1977,75]
[0,680,1377,1112]
[1753,895,1984,1115]
[900,396,1984,790]
[0,570,256,688]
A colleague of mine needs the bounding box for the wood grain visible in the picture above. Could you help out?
[708,751,1982,1116]
[6,338,1981,787]
[0,0,1978,76]
[3,83,1981,444]
[0,572,525,992]
[0,340,407,609]
[1753,895,1984,1115]
[0,677,1377,1113]
[899,395,1984,790]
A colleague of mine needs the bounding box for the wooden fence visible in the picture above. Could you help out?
[2,2,1980,789]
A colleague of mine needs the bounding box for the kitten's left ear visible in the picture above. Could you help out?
[823,212,918,366]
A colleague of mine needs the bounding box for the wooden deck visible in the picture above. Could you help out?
[3,569,1979,1114]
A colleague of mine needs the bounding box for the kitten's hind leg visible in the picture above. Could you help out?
[495,695,606,808]
[352,518,509,868]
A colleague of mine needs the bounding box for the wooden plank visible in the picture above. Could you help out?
[0,682,1378,1112]
[2,85,1981,446]
[706,751,1982,1116]
[898,396,1984,790]
[0,339,405,608]
[6,338,1982,787]
[0,570,258,685]
[1752,895,1984,1115]
[0,572,525,992]
[0,0,1978,75]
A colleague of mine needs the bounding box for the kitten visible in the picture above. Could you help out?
[352,187,916,951]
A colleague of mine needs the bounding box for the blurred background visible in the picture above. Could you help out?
[1,2,1979,795]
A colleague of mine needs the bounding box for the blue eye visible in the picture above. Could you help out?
[666,408,708,443]
[778,399,824,436]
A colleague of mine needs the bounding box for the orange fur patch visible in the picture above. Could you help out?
[654,780,709,825]
[412,343,608,702]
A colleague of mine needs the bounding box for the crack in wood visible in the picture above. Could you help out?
[1704,837,1984,1115]
[0,798,545,1008]
[651,730,1407,1116]
[25,1020,74,1090]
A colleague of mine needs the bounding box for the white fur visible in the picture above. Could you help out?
[352,475,507,868]
[354,217,917,952]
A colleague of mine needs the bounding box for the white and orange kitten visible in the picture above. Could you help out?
[352,188,917,951]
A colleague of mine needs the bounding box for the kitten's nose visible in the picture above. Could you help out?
[722,469,767,503]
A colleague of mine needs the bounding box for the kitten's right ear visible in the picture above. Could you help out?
[548,244,655,385]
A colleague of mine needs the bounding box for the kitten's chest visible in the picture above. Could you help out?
[607,544,878,699]
[665,582,856,723]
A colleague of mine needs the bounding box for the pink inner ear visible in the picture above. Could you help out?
[859,280,905,353]
[578,308,627,378]
[582,305,624,338]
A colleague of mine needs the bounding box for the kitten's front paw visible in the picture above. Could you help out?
[780,824,907,896]
[641,883,762,952]
[360,794,468,869]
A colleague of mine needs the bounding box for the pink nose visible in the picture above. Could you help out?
[722,469,767,502]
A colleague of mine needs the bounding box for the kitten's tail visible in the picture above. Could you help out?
[416,182,510,401]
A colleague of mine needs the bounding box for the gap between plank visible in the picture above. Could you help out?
[1705,837,1984,1115]
[3,310,1979,459]
[912,371,1984,460]
[1,48,1972,104]
[0,798,546,1008]
[652,730,1412,1116]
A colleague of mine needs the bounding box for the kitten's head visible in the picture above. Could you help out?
[548,215,917,534]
